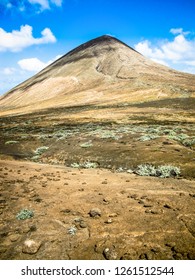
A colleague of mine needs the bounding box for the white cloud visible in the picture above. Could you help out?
[2,67,16,75]
[134,28,195,74]
[185,61,195,66]
[0,1,63,12]
[18,54,62,72]
[170,28,190,36]
[28,0,50,10]
[18,58,48,72]
[28,0,63,9]
[150,59,169,67]
[51,0,63,6]
[0,25,56,52]
[170,28,183,35]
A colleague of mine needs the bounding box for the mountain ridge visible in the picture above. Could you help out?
[0,35,195,116]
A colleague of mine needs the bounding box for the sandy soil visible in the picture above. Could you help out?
[0,159,195,260]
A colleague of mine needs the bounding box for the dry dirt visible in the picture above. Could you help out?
[0,106,195,260]
[0,159,195,260]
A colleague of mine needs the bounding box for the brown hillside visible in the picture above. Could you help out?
[0,36,195,260]
[0,35,195,116]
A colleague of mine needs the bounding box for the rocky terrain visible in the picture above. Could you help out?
[0,35,195,259]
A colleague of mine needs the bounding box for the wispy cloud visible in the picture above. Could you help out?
[2,67,16,75]
[51,0,63,7]
[28,0,50,10]
[0,0,63,13]
[134,28,195,74]
[0,25,56,52]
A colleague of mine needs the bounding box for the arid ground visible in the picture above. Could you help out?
[0,100,195,260]
[0,36,194,260]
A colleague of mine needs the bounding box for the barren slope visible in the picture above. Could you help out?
[0,160,195,260]
[0,35,195,116]
[0,35,195,260]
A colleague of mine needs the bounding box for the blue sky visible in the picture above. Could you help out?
[0,0,195,95]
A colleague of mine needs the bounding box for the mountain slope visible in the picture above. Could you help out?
[0,35,195,115]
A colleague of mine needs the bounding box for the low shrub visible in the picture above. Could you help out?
[136,164,157,176]
[156,165,180,178]
[5,140,19,145]
[67,226,77,235]
[82,161,98,168]
[16,209,34,220]
[71,163,81,168]
[182,138,195,147]
[34,146,49,155]
[135,164,180,178]
[71,161,98,169]
[139,134,159,141]
[168,133,189,142]
[80,142,93,148]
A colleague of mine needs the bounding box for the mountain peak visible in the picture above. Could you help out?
[1,34,194,115]
[63,35,138,59]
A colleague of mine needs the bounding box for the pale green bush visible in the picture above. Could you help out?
[136,164,180,178]
[16,209,34,220]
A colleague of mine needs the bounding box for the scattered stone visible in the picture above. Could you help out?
[105,218,113,224]
[29,225,37,232]
[10,196,19,200]
[103,247,118,260]
[189,193,195,198]
[22,239,42,254]
[103,198,110,203]
[187,252,195,260]
[164,204,172,209]
[165,242,176,248]
[74,217,82,223]
[61,209,71,214]
[138,200,145,204]
[79,221,87,228]
[145,209,161,214]
[22,226,32,233]
[89,208,101,217]
[109,213,118,218]
[0,230,8,238]
[143,203,153,208]
[151,210,161,214]
[174,148,180,152]
[139,253,148,260]
[0,246,7,253]
[9,233,20,242]
[179,193,185,196]
[173,252,183,260]
[163,141,173,145]
[34,197,42,203]
[128,194,139,200]
[101,181,107,184]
